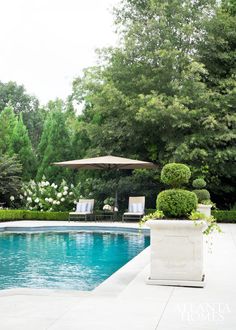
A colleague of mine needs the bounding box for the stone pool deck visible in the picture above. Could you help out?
[0,221,235,330]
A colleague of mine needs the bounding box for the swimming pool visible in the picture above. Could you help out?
[0,230,149,291]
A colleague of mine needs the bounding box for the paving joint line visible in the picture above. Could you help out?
[155,287,175,329]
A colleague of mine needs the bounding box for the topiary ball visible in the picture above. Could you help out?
[192,178,206,189]
[193,189,210,203]
[156,189,197,218]
[161,163,191,188]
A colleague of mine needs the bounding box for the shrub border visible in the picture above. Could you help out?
[0,210,69,222]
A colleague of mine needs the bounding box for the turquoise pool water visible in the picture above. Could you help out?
[0,231,149,290]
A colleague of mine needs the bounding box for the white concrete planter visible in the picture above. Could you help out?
[197,204,212,217]
[146,219,208,287]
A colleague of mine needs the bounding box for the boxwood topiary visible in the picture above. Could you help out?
[192,178,206,189]
[156,189,197,218]
[161,163,191,188]
[193,189,211,203]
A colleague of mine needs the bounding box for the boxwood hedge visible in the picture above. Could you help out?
[0,210,69,222]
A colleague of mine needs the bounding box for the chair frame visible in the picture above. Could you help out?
[69,199,95,221]
[122,196,145,222]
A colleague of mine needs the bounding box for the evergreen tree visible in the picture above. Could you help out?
[10,114,37,181]
[0,106,17,154]
[37,100,72,182]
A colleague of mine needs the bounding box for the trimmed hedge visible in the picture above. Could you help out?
[212,210,236,223]
[156,189,197,218]
[193,189,210,202]
[161,163,191,187]
[0,210,69,222]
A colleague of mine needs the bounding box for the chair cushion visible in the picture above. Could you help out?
[130,203,143,213]
[76,202,88,213]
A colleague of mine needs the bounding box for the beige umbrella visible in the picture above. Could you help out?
[53,155,156,210]
[53,155,156,170]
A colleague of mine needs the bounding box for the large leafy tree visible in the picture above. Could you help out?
[0,81,46,149]
[71,0,235,207]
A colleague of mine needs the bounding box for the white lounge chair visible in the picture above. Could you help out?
[69,199,94,221]
[122,196,145,222]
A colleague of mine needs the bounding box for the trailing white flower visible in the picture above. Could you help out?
[69,192,73,196]
[10,196,15,201]
[57,201,60,205]
[53,201,57,205]
[27,197,32,202]
[48,198,53,203]
[57,193,62,198]
[61,197,65,202]
[45,198,49,202]
[35,198,40,203]
[24,192,27,196]
[63,191,68,196]
[64,186,69,190]
[20,195,23,200]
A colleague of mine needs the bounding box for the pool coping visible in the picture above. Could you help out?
[0,220,150,297]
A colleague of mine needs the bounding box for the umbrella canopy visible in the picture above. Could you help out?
[53,155,156,170]
[53,155,157,212]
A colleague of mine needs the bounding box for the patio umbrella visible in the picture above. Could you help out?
[53,155,156,209]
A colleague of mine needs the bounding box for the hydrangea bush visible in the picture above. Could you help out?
[22,176,80,212]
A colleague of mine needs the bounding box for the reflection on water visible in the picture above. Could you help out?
[0,231,149,290]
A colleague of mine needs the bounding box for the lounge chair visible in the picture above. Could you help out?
[69,199,94,221]
[122,196,145,222]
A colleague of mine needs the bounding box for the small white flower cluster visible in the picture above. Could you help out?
[22,176,78,212]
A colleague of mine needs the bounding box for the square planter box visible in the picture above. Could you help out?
[146,219,207,287]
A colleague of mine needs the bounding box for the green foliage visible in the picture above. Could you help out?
[212,210,236,223]
[37,101,72,182]
[140,210,164,225]
[0,210,25,221]
[161,163,191,188]
[156,189,197,218]
[188,211,221,235]
[192,178,206,189]
[193,189,211,203]
[0,155,22,206]
[0,106,17,154]
[10,114,36,180]
[0,209,69,221]
[23,210,69,221]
